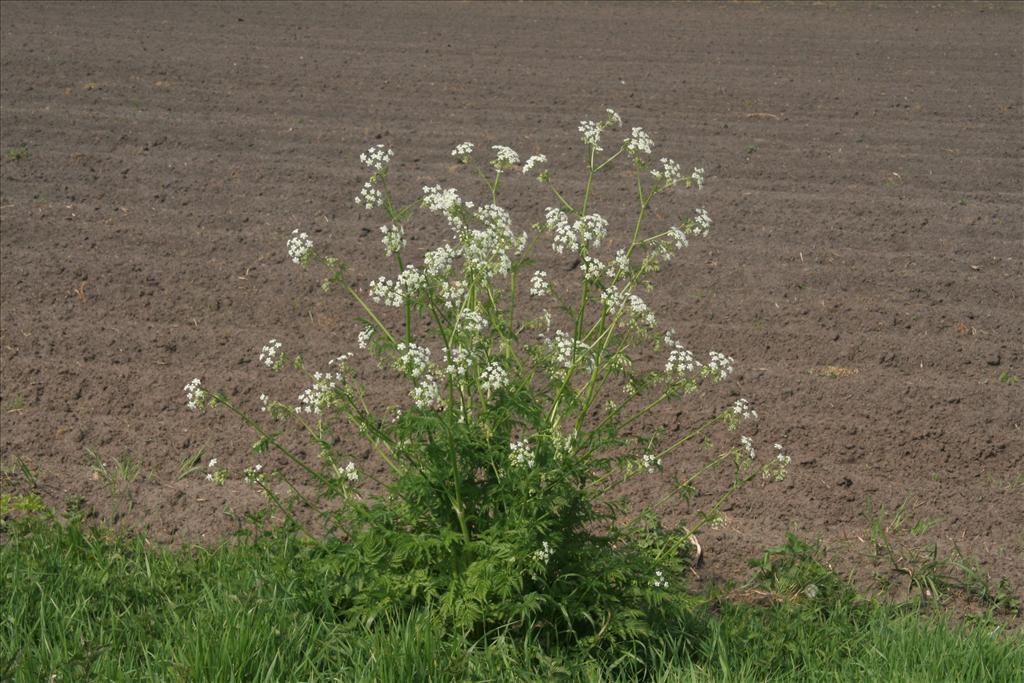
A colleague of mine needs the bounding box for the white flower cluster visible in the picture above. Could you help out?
[764,443,791,481]
[581,256,613,282]
[552,329,589,369]
[509,439,536,468]
[666,226,689,251]
[369,265,426,307]
[184,378,206,411]
[652,569,669,589]
[625,127,653,156]
[627,294,657,328]
[651,157,682,185]
[480,362,509,394]
[396,342,432,379]
[579,120,603,148]
[703,351,734,381]
[731,398,758,421]
[357,325,374,350]
[422,184,462,217]
[457,309,488,335]
[547,208,608,255]
[451,141,474,161]
[740,435,756,459]
[692,167,705,190]
[424,244,457,277]
[259,393,269,411]
[298,371,343,414]
[287,229,313,264]
[459,204,526,278]
[343,461,358,482]
[641,452,662,474]
[359,144,394,172]
[532,540,554,564]
[692,208,712,237]
[260,339,283,368]
[411,378,441,410]
[380,224,406,255]
[491,145,519,169]
[244,463,264,485]
[578,108,622,150]
[439,280,467,309]
[529,270,550,297]
[665,343,701,377]
[445,346,472,379]
[522,154,547,175]
[355,180,383,209]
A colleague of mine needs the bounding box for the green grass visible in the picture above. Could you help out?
[1,513,1020,682]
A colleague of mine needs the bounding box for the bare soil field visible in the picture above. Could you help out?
[2,1,1021,597]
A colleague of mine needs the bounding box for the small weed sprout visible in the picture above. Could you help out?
[187,110,791,650]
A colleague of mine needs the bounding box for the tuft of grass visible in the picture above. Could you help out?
[5,147,29,162]
[1,514,1020,682]
[811,365,859,379]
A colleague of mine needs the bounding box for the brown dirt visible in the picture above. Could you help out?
[2,1,1021,602]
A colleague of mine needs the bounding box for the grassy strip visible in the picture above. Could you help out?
[1,513,1020,682]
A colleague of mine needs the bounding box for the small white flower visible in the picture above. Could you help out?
[625,127,653,156]
[357,325,374,350]
[380,224,406,255]
[604,108,623,128]
[244,463,264,484]
[480,362,509,394]
[396,342,432,380]
[451,141,474,161]
[509,439,536,468]
[359,144,394,171]
[667,226,689,251]
[445,347,472,379]
[641,452,662,474]
[628,294,657,328]
[287,229,313,264]
[581,255,612,282]
[532,540,554,564]
[522,154,547,174]
[184,378,206,411]
[355,180,383,209]
[551,210,608,254]
[491,145,520,168]
[411,376,441,410]
[704,351,734,381]
[207,458,217,469]
[423,244,457,277]
[529,270,550,297]
[439,280,467,310]
[692,208,712,237]
[457,309,488,335]
[730,398,758,421]
[259,393,269,411]
[422,184,462,214]
[259,339,283,368]
[665,343,700,377]
[740,435,756,460]
[651,157,682,185]
[297,371,343,414]
[343,461,359,482]
[763,443,791,482]
[578,120,603,149]
[692,167,705,190]
[652,569,669,589]
[368,276,404,307]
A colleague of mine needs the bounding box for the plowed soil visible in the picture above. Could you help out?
[2,1,1021,598]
